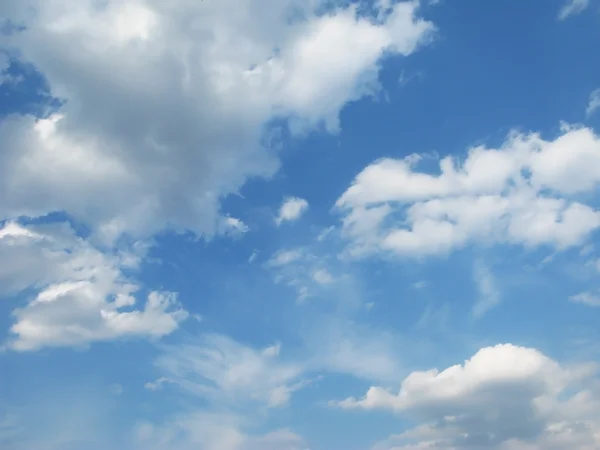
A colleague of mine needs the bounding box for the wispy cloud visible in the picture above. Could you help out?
[472,261,501,318]
[587,88,600,117]
[558,0,589,20]
[570,291,600,306]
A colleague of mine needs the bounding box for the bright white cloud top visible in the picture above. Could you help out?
[1,1,600,450]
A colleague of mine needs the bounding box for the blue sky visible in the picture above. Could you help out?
[1,0,600,449]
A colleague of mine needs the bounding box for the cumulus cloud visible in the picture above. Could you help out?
[336,126,600,259]
[0,222,187,351]
[334,344,600,449]
[558,0,590,20]
[0,0,434,243]
[276,197,309,225]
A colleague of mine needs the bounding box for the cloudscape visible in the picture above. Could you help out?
[1,1,600,449]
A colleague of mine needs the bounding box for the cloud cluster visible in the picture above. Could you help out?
[0,0,434,243]
[334,344,600,449]
[0,222,187,351]
[337,126,600,259]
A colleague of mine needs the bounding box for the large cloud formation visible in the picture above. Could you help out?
[0,0,434,243]
[337,126,600,258]
[334,344,600,449]
[0,0,434,350]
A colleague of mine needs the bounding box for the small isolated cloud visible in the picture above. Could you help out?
[570,291,600,306]
[276,197,309,225]
[472,261,501,318]
[558,0,589,20]
[587,88,600,117]
[248,251,259,263]
[312,268,334,285]
[144,377,175,391]
[221,217,249,236]
[412,280,428,290]
[268,249,304,267]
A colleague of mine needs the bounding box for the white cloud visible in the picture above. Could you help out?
[135,413,307,450]
[221,217,250,236]
[0,222,187,351]
[312,268,334,284]
[275,197,309,225]
[248,251,259,263]
[472,261,501,318]
[154,334,306,408]
[144,377,175,391]
[570,291,600,307]
[412,280,428,289]
[587,88,600,117]
[336,126,600,259]
[268,249,304,267]
[334,344,600,449]
[306,319,404,383]
[558,0,589,20]
[0,0,434,243]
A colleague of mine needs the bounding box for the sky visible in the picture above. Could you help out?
[1,0,600,449]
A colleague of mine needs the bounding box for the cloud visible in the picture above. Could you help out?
[0,221,187,351]
[570,291,600,307]
[0,0,434,243]
[472,261,501,318]
[135,413,307,450]
[334,344,600,449]
[336,126,600,259]
[221,217,250,236]
[275,197,309,225]
[153,334,307,408]
[267,249,304,267]
[312,268,334,284]
[587,88,600,117]
[144,377,175,391]
[558,0,590,20]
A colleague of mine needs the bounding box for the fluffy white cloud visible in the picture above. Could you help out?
[587,88,600,117]
[276,197,309,225]
[558,0,590,20]
[0,222,187,351]
[0,0,433,243]
[336,126,600,259]
[334,344,600,449]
